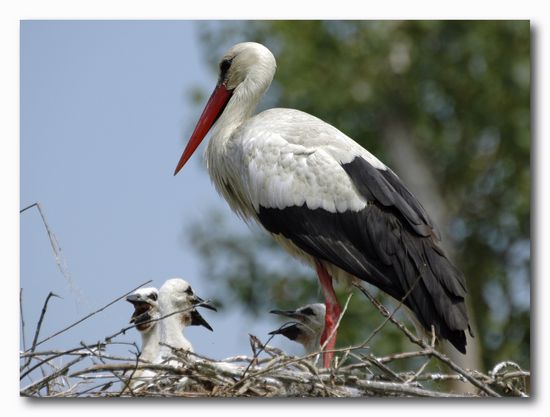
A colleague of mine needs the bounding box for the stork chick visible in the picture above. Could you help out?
[126,287,161,364]
[269,303,326,356]
[156,278,216,363]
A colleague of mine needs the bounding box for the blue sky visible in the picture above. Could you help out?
[20,21,294,371]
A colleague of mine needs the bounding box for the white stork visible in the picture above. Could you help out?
[156,278,216,362]
[269,303,326,357]
[174,42,471,368]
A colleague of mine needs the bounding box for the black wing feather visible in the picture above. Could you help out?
[342,158,441,240]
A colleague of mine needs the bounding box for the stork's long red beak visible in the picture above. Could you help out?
[173,83,233,175]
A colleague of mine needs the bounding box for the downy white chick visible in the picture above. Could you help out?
[269,303,326,355]
[156,278,216,364]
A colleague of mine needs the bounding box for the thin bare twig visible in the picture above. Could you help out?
[20,288,27,351]
[354,273,422,350]
[21,292,61,370]
[20,202,75,289]
[320,292,353,354]
[25,280,152,352]
[376,349,432,364]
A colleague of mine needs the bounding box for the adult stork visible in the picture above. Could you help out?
[174,42,471,367]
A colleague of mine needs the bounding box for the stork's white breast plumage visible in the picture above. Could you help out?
[174,42,470,368]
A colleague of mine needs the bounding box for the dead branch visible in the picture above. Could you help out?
[24,279,152,351]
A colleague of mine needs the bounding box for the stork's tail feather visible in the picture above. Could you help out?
[396,234,471,353]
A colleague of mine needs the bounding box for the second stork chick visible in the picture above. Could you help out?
[269,303,326,356]
[156,278,216,363]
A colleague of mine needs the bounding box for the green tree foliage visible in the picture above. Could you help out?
[188,21,530,371]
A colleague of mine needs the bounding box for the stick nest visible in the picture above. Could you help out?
[20,284,530,398]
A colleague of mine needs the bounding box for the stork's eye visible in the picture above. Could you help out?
[300,307,315,316]
[220,58,232,75]
[148,292,158,301]
[184,286,194,295]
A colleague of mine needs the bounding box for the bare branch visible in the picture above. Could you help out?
[20,288,27,351]
[21,292,61,370]
[25,280,152,351]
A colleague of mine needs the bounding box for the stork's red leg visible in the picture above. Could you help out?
[315,260,341,368]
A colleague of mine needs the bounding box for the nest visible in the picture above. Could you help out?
[19,283,530,398]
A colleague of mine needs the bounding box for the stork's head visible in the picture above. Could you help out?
[218,42,276,93]
[126,287,159,333]
[174,42,276,175]
[269,303,326,347]
[158,278,217,331]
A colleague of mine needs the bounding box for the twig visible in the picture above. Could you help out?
[239,332,278,379]
[116,342,141,396]
[321,293,353,353]
[415,373,467,383]
[70,363,188,378]
[352,379,471,398]
[353,274,421,350]
[319,293,353,366]
[376,349,432,364]
[20,288,27,351]
[405,325,435,383]
[25,280,152,352]
[21,292,61,370]
[364,354,407,383]
[20,202,75,290]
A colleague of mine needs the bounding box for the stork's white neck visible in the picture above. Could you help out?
[303,335,322,356]
[158,314,193,354]
[204,79,272,219]
[211,79,270,147]
[139,325,160,363]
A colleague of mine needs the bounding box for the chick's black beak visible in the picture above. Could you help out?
[190,309,214,331]
[269,323,301,341]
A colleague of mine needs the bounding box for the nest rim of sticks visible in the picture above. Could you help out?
[19,282,530,398]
